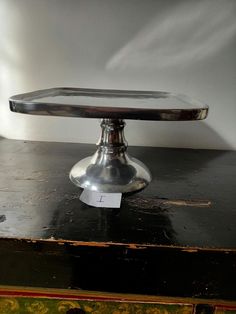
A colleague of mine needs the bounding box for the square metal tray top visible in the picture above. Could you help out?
[9,87,208,121]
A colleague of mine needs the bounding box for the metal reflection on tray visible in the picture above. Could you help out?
[9,87,208,193]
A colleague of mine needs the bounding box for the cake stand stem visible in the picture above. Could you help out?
[69,118,151,193]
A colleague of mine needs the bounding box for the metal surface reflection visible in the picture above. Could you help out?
[70,119,151,193]
[9,87,208,193]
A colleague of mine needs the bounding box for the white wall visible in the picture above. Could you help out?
[1,0,236,149]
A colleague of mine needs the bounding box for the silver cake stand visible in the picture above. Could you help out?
[9,88,208,193]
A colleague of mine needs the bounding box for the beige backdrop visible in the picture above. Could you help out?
[1,0,236,149]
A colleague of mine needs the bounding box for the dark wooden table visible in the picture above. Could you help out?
[0,138,235,313]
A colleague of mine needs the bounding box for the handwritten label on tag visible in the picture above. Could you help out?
[80,190,122,208]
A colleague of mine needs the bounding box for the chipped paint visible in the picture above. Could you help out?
[181,249,198,253]
[8,237,234,253]
[124,197,211,210]
[163,200,211,207]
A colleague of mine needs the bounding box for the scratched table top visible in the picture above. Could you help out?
[0,138,236,300]
[0,137,235,248]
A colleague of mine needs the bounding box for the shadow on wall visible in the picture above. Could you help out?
[107,0,236,70]
[127,120,233,150]
[1,0,235,150]
[0,114,234,151]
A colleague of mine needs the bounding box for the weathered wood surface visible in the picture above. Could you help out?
[0,138,235,248]
[0,138,235,300]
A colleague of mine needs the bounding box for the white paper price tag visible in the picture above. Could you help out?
[80,189,122,208]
